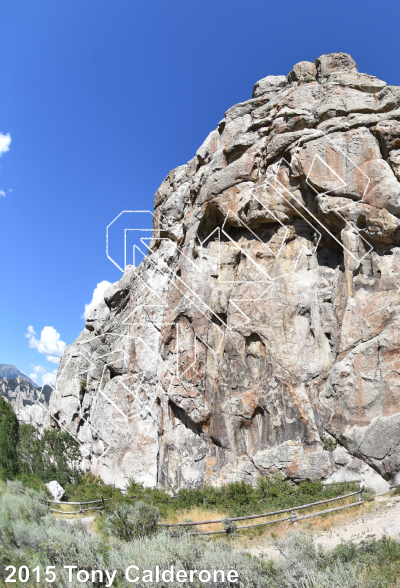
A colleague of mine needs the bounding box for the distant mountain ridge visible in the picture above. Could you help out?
[0,378,53,406]
[0,364,38,388]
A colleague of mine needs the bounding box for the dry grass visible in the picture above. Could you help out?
[50,491,372,543]
[160,494,364,536]
[163,507,227,532]
[234,497,377,548]
[51,502,101,518]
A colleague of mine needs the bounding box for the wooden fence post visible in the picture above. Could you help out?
[358,485,364,504]
[101,494,105,510]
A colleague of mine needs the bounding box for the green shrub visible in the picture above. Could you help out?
[321,436,338,452]
[108,530,269,588]
[34,428,82,487]
[106,501,161,540]
[0,397,19,479]
[2,482,400,588]
[222,517,237,535]
[14,471,50,495]
[16,422,83,489]
[362,487,376,502]
[124,475,360,519]
[0,482,49,547]
[331,535,400,587]
[18,423,39,472]
[271,532,361,587]
[65,471,122,502]
[0,483,106,587]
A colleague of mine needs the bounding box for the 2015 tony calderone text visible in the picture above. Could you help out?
[5,565,239,585]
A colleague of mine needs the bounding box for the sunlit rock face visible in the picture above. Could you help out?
[49,53,400,493]
[1,376,49,432]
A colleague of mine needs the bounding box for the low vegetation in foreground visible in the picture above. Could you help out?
[2,398,396,587]
[0,480,399,588]
[0,396,365,521]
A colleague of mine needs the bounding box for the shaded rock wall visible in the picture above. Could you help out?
[49,53,400,492]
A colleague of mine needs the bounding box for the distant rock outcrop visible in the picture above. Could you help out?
[0,376,51,430]
[49,53,400,494]
[0,364,37,388]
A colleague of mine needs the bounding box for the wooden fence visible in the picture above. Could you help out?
[159,485,365,535]
[18,488,111,514]
[18,482,364,533]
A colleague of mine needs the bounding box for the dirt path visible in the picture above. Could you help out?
[60,496,400,555]
[243,495,400,559]
[314,495,400,550]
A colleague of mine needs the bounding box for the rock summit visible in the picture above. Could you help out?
[49,53,400,493]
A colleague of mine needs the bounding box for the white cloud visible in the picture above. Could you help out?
[0,133,11,156]
[83,280,111,319]
[29,373,38,383]
[25,325,66,363]
[42,370,57,387]
[0,190,5,198]
[26,325,36,337]
[46,355,61,364]
[31,365,46,375]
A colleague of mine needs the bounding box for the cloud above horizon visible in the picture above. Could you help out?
[83,280,111,319]
[25,325,66,364]
[0,133,11,156]
[42,369,57,386]
[29,365,57,386]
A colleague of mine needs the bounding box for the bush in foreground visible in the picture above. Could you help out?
[362,487,376,502]
[1,482,398,588]
[106,501,161,540]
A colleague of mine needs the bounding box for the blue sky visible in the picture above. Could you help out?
[1,0,399,385]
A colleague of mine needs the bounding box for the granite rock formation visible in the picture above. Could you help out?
[0,376,51,430]
[0,364,37,387]
[49,53,400,493]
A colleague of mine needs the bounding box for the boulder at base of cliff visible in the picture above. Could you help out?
[45,480,66,501]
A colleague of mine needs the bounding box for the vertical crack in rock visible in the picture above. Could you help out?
[48,52,400,493]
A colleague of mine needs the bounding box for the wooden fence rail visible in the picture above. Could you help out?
[48,506,104,514]
[18,488,137,512]
[163,487,365,536]
[187,498,364,535]
[16,482,364,533]
[158,489,363,527]
[18,489,112,506]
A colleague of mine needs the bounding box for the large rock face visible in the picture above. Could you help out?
[49,53,400,492]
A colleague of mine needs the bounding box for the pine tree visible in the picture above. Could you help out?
[0,397,19,479]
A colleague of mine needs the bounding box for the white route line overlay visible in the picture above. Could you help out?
[49,134,376,464]
[33,386,111,460]
[271,129,374,262]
